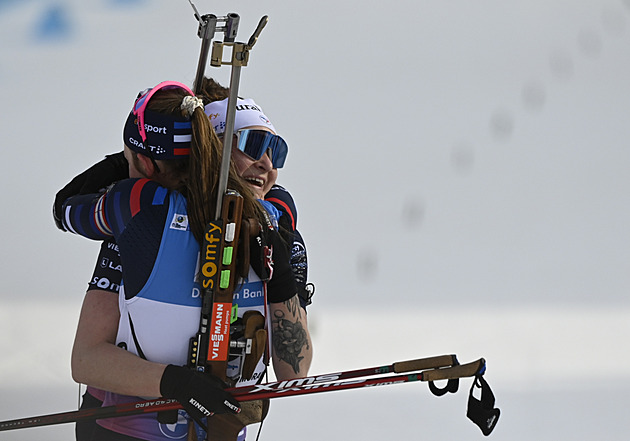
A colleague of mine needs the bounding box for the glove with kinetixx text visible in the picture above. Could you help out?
[53,151,129,231]
[160,365,241,425]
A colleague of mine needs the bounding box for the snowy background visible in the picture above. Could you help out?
[1,0,630,439]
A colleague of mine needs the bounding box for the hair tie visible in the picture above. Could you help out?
[181,95,204,117]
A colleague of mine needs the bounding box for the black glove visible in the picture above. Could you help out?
[53,152,129,231]
[160,365,241,425]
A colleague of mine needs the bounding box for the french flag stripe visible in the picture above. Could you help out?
[173,134,191,143]
[93,195,112,235]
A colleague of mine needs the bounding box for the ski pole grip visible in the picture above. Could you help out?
[393,355,457,373]
[421,358,485,382]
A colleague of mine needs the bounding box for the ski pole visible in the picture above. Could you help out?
[232,358,485,401]
[0,357,485,432]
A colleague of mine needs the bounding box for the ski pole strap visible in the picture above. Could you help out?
[466,374,500,436]
[426,356,460,397]
[429,377,459,396]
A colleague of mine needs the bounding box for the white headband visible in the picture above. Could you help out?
[204,97,276,135]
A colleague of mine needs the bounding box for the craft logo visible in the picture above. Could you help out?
[127,137,166,155]
[150,145,166,155]
[201,222,221,289]
[127,136,146,150]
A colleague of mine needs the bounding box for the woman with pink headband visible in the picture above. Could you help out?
[53,76,314,441]
[57,81,312,441]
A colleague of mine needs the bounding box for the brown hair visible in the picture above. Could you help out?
[142,86,265,244]
[198,77,230,103]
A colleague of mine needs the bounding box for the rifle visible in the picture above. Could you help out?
[184,4,269,440]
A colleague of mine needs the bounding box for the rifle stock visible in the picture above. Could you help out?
[185,7,270,439]
[189,191,243,375]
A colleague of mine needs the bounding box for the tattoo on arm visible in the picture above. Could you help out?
[272,296,309,374]
[285,293,299,316]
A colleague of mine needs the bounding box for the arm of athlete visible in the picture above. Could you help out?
[61,178,164,240]
[53,152,128,232]
[72,289,240,419]
[73,273,243,425]
[67,179,165,394]
[67,178,168,396]
[259,225,313,380]
[269,295,312,380]
[71,289,167,397]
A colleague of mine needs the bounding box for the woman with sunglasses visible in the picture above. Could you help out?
[200,78,313,311]
[203,93,313,304]
[59,81,312,441]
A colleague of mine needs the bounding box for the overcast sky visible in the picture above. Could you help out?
[0,1,629,440]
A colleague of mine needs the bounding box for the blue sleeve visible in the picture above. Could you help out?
[61,178,168,240]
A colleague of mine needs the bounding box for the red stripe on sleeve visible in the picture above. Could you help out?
[130,179,149,217]
[266,197,295,231]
